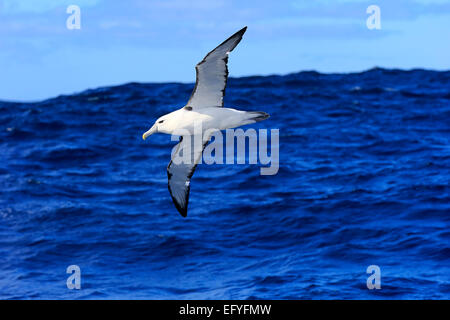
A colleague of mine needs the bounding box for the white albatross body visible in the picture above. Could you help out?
[144,107,263,136]
[142,27,269,217]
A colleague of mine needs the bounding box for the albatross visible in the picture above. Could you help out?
[142,26,269,217]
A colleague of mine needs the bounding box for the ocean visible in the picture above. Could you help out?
[0,68,449,299]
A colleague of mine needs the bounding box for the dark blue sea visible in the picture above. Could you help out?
[0,68,449,299]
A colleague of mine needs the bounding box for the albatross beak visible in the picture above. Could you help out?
[142,125,157,140]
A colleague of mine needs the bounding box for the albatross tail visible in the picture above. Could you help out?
[246,111,270,123]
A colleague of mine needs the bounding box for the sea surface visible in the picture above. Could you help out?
[0,68,449,299]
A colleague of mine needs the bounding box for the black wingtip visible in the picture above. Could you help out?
[228,26,247,41]
[169,197,188,217]
[170,195,188,217]
[178,207,188,218]
[225,26,247,52]
[236,26,247,37]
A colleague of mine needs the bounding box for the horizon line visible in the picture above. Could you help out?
[1,66,449,104]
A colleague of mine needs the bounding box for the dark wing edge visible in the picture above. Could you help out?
[167,136,210,217]
[187,26,247,109]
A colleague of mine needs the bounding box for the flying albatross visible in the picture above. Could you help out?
[142,26,269,217]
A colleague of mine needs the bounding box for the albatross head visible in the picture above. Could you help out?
[142,116,169,140]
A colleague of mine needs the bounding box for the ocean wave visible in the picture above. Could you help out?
[0,68,449,299]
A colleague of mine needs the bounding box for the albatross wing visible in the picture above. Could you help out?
[167,135,210,217]
[187,26,247,110]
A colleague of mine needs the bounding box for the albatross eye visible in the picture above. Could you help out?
[158,120,164,124]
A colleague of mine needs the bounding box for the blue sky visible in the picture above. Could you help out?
[0,0,449,101]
